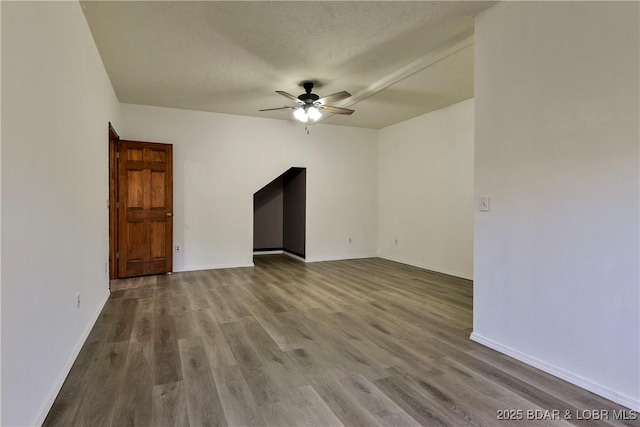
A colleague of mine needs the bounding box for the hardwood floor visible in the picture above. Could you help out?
[44,255,636,426]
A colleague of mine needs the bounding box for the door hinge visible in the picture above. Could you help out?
[116,252,120,260]
[116,151,120,159]
[116,202,120,209]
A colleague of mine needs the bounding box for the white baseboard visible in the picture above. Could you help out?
[379,255,472,281]
[252,252,379,264]
[305,254,378,263]
[253,250,283,255]
[283,251,306,262]
[173,262,254,272]
[253,251,305,261]
[470,332,640,411]
[34,288,110,426]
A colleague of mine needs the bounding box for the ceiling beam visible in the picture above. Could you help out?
[318,33,475,123]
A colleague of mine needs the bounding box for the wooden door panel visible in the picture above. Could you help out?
[127,170,144,208]
[150,172,166,208]
[127,221,146,261]
[118,140,173,278]
[150,149,166,163]
[150,221,166,259]
[127,147,143,161]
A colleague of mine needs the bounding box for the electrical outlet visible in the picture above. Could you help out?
[395,239,398,246]
[175,245,181,252]
[478,196,491,212]
[77,293,81,309]
[348,237,352,244]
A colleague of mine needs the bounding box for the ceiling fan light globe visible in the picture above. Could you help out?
[293,107,308,123]
[307,106,322,121]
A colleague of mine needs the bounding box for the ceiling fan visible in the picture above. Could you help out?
[259,82,354,123]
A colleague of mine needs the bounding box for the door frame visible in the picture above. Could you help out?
[108,123,119,279]
[109,128,174,279]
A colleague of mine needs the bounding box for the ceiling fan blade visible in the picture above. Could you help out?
[321,105,354,115]
[276,91,303,103]
[259,106,294,112]
[316,91,351,105]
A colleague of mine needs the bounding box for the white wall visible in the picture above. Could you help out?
[0,1,3,422]
[1,2,119,425]
[473,1,639,410]
[379,99,474,279]
[118,104,379,270]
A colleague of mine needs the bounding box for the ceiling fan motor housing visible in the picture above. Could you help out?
[299,81,320,104]
[298,93,319,104]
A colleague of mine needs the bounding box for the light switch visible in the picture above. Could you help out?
[478,197,490,212]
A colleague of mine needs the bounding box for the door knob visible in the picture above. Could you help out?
[166,212,173,217]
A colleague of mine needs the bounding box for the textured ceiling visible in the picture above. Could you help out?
[81,1,495,129]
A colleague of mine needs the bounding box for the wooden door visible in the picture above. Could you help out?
[118,140,173,278]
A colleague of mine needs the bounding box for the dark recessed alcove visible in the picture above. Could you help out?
[253,168,306,258]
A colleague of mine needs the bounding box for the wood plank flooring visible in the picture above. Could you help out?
[44,255,636,426]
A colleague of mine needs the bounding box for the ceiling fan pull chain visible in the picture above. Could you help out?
[305,125,310,135]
